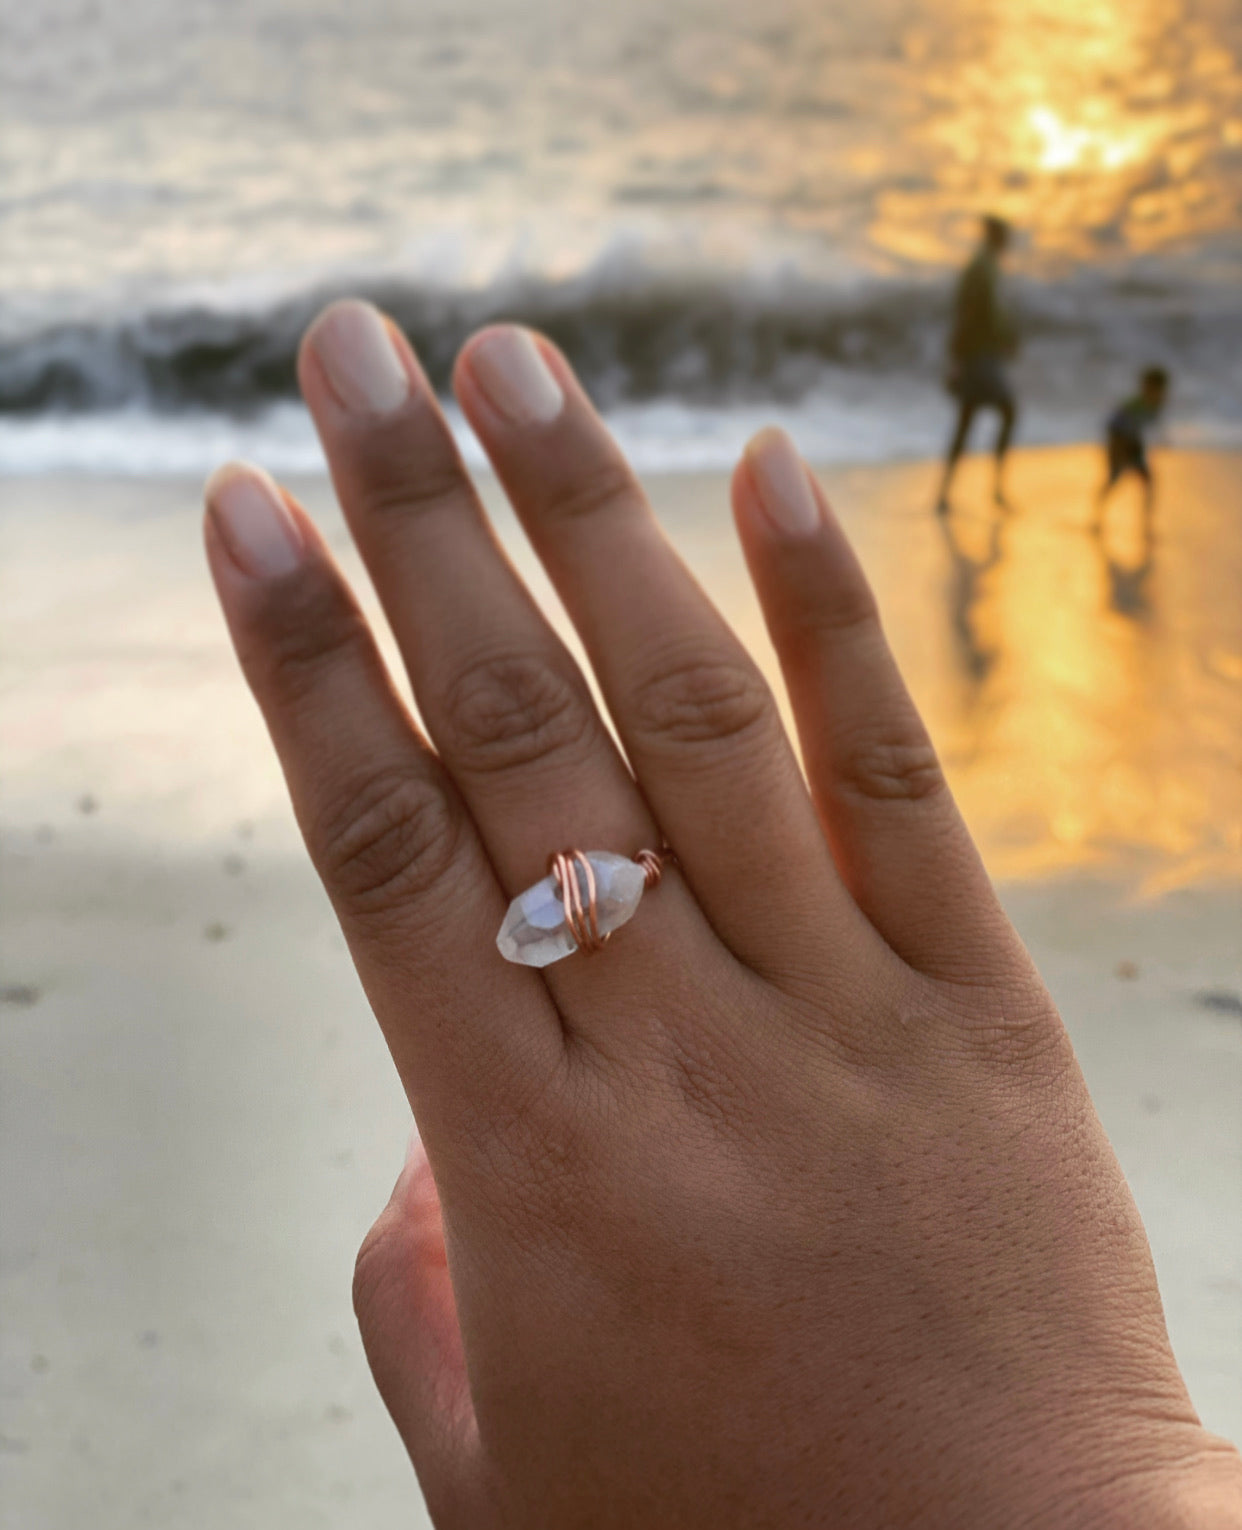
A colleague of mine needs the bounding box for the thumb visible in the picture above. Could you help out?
[353,1127,485,1526]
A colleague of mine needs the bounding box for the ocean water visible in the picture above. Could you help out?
[3,0,1241,474]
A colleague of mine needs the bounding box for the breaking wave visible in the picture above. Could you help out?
[2,249,1239,473]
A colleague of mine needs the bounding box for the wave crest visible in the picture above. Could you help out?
[0,265,974,415]
[2,254,1238,437]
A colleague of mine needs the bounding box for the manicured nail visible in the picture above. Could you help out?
[746,428,822,537]
[205,462,303,579]
[310,299,410,416]
[469,327,564,427]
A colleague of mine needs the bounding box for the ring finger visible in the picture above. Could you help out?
[454,326,882,982]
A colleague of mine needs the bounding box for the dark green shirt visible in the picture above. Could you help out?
[950,251,1016,362]
[1108,395,1161,443]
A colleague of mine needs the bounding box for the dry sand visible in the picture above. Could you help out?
[2,446,1240,1528]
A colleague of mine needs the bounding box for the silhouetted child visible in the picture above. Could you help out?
[1093,367,1169,535]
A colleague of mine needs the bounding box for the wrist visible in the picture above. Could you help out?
[1073,1443,1242,1530]
[1165,1453,1242,1529]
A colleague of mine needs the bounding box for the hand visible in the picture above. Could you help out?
[204,302,1241,1528]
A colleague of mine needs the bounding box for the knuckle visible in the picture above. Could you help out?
[245,567,373,702]
[439,652,593,776]
[835,728,946,804]
[630,649,773,751]
[800,582,881,640]
[315,768,461,920]
[960,983,1073,1072]
[543,460,640,524]
[466,1116,594,1255]
[660,1025,754,1136]
[359,457,470,522]
[336,397,472,522]
[351,1213,404,1336]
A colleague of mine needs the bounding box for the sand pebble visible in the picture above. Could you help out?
[0,984,41,1008]
[1195,989,1242,1017]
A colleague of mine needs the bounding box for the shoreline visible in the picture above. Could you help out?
[2,424,1238,483]
[3,444,1240,882]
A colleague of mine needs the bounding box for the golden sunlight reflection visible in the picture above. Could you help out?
[872,0,1234,267]
[667,449,1242,890]
[1,452,1238,893]
[881,453,1241,887]
[1027,107,1145,174]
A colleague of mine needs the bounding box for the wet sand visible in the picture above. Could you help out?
[2,446,1240,1527]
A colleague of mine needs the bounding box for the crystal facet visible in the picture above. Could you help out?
[496,852,647,967]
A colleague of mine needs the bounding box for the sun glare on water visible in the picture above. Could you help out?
[869,0,1236,268]
[1026,106,1146,174]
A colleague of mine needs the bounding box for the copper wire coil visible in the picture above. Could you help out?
[546,847,671,955]
[547,849,606,954]
[634,848,666,889]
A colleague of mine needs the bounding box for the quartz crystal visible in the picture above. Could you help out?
[496,851,647,967]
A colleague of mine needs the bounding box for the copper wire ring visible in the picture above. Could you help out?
[633,848,666,889]
[547,849,604,954]
[546,847,672,956]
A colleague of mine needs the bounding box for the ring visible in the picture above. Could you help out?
[496,848,669,968]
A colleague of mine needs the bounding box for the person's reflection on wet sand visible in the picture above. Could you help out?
[937,504,1006,682]
[1099,526,1155,622]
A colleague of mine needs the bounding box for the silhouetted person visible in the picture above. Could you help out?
[936,216,1018,514]
[1092,366,1169,538]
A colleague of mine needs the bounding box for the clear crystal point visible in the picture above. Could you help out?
[496,852,647,967]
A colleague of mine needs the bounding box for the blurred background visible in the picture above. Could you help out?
[4,0,1242,472]
[1,2,1239,1526]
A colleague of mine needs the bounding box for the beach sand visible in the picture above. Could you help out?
[2,446,1240,1527]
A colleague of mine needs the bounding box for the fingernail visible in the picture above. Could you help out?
[469,327,564,427]
[746,428,822,537]
[205,462,304,579]
[406,1122,424,1167]
[310,299,410,416]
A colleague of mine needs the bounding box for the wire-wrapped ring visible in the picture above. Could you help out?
[633,847,666,889]
[547,849,606,954]
[544,846,671,956]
